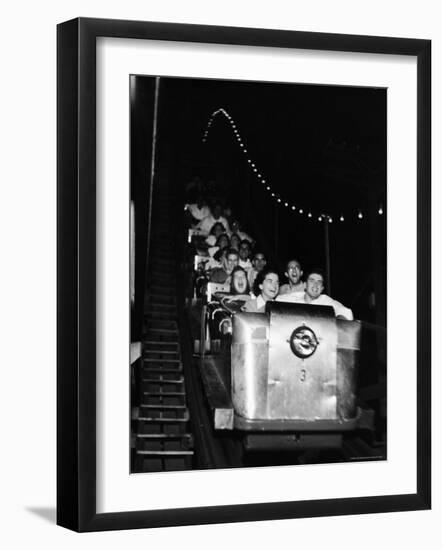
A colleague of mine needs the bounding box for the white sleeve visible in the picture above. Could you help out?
[196,216,211,235]
[332,299,354,320]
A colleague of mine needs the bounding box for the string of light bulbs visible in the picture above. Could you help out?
[202,108,384,223]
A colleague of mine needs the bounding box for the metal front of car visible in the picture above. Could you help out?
[231,302,359,422]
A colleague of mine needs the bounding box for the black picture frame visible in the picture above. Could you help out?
[57,17,431,532]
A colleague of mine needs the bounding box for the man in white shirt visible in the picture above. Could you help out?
[195,203,230,236]
[276,268,353,320]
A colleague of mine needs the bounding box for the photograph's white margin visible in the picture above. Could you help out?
[96,37,417,513]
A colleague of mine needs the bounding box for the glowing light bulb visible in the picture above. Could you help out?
[277,198,281,203]
[308,212,312,218]
[378,205,383,215]
[299,209,303,214]
[328,217,333,223]
[271,192,275,197]
[340,215,344,222]
[292,206,296,210]
[318,216,322,221]
[284,202,288,207]
[358,210,363,219]
[266,186,270,190]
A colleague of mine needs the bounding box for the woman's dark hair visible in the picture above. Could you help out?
[215,233,230,248]
[252,266,280,297]
[304,267,325,282]
[210,221,226,235]
[229,266,250,295]
[213,246,229,262]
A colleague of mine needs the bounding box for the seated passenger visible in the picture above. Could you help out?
[243,267,279,313]
[276,268,353,320]
[185,175,205,199]
[229,220,254,245]
[230,233,241,251]
[195,203,230,236]
[247,250,267,288]
[209,248,239,284]
[224,266,252,302]
[205,222,228,246]
[238,239,253,271]
[208,233,230,258]
[185,194,210,225]
[279,258,306,295]
[214,267,252,334]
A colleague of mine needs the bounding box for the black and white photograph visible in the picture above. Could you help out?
[54,14,430,534]
[130,75,387,473]
[0,0,437,543]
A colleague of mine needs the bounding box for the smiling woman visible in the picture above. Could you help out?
[243,267,280,312]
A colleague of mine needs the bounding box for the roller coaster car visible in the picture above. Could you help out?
[199,297,368,452]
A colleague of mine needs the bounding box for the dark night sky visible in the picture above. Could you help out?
[162,76,386,214]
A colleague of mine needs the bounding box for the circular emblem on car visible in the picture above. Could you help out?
[289,325,319,358]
